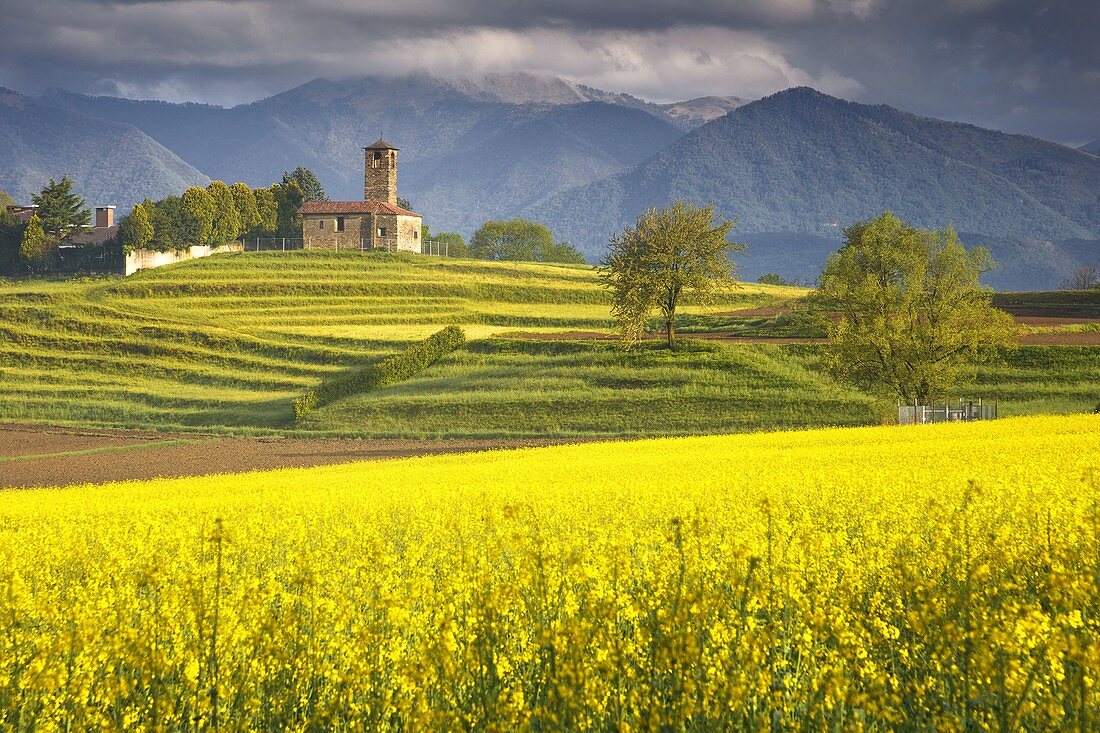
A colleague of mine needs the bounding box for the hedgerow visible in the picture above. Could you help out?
[293,325,466,420]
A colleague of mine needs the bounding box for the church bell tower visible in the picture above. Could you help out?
[364,137,398,204]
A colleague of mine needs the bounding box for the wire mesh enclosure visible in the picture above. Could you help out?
[898,399,998,425]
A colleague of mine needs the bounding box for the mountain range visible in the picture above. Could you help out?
[1,73,1097,289]
[0,88,208,210]
[528,87,1100,288]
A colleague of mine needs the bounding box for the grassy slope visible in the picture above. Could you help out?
[0,251,1095,437]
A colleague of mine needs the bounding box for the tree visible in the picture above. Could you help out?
[147,196,187,250]
[252,188,278,235]
[469,219,585,263]
[282,167,327,202]
[544,240,587,265]
[31,175,90,236]
[230,182,261,238]
[421,225,468,257]
[398,197,413,211]
[600,200,744,350]
[19,213,52,270]
[1061,264,1099,290]
[272,181,305,237]
[811,212,1016,405]
[206,181,240,244]
[758,273,793,286]
[0,207,24,273]
[0,189,15,209]
[182,186,216,245]
[118,203,154,253]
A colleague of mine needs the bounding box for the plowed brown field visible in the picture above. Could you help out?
[0,424,577,489]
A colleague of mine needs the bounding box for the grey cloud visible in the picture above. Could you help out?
[0,0,1095,143]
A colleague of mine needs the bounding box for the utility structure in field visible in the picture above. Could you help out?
[298,138,423,252]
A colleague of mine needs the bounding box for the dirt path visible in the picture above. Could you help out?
[499,329,1100,346]
[0,424,580,489]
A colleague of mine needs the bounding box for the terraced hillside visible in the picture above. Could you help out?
[0,252,827,435]
[0,251,1095,437]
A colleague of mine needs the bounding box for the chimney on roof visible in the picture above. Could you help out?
[95,206,115,229]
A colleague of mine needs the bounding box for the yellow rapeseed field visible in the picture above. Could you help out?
[2,414,1099,730]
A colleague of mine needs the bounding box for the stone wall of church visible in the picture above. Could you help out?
[370,214,421,253]
[395,215,422,253]
[301,214,369,249]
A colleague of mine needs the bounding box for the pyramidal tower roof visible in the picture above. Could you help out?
[365,137,398,150]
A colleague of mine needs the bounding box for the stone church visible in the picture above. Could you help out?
[298,138,423,252]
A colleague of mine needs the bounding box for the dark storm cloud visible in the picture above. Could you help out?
[0,0,1095,144]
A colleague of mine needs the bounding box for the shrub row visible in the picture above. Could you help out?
[293,326,466,421]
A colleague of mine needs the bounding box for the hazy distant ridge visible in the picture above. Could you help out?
[0,88,208,209]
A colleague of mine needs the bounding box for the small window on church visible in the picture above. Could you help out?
[378,227,388,237]
[413,229,418,239]
[374,151,382,160]
[336,216,345,232]
[318,219,324,230]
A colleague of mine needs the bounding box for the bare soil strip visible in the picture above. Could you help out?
[0,424,580,490]
[498,329,1099,346]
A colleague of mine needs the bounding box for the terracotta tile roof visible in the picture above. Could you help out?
[298,200,419,216]
[65,225,119,245]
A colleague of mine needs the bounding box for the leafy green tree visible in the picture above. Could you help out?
[398,197,413,211]
[0,190,15,209]
[281,167,327,202]
[147,196,186,250]
[182,186,216,245]
[600,200,744,350]
[421,225,468,257]
[544,240,586,265]
[469,219,584,263]
[118,203,154,254]
[811,212,1016,405]
[252,188,278,235]
[19,213,52,270]
[31,175,90,236]
[230,182,261,238]
[272,181,304,237]
[206,181,240,244]
[757,273,793,286]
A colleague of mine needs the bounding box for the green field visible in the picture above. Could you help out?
[0,250,1096,437]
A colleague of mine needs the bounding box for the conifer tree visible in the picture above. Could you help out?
[31,176,90,236]
[281,167,327,202]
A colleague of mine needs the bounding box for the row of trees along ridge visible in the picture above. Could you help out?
[118,168,325,254]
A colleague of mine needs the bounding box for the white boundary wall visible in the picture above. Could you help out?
[124,242,243,276]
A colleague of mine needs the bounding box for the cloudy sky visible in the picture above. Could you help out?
[1,0,1096,145]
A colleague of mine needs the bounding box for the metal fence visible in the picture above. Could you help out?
[241,237,304,252]
[240,238,449,254]
[898,399,997,425]
[421,239,450,256]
